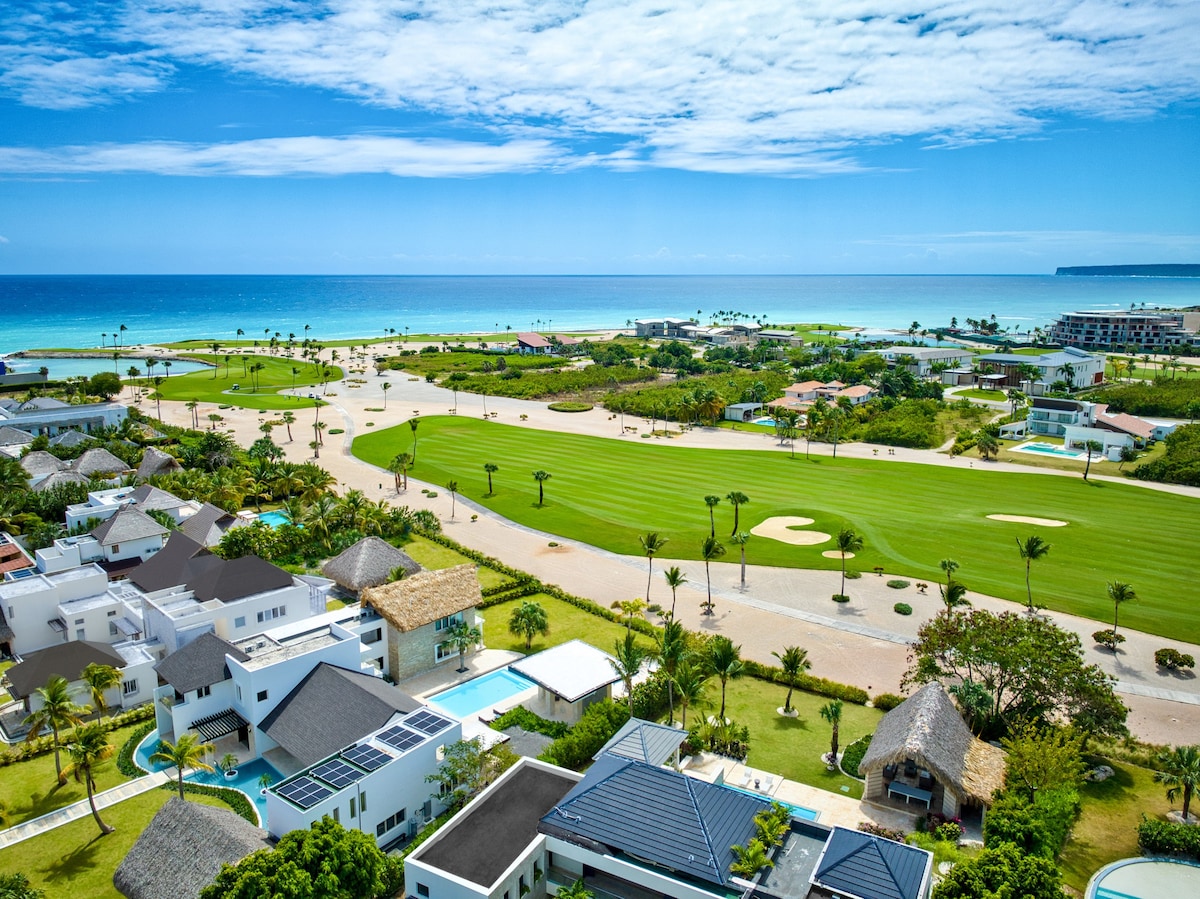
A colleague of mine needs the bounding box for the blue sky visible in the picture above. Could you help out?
[1,0,1198,275]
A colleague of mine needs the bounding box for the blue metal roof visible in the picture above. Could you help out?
[539,755,770,888]
[813,827,931,899]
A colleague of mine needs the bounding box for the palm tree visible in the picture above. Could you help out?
[1016,535,1051,613]
[1108,580,1137,637]
[663,565,687,618]
[771,646,810,714]
[80,663,121,722]
[703,495,722,537]
[656,619,688,724]
[610,632,649,713]
[508,600,550,650]
[24,676,87,785]
[706,635,743,721]
[835,527,863,597]
[555,879,595,899]
[445,620,482,673]
[64,723,115,835]
[150,733,215,801]
[700,535,725,615]
[672,660,710,729]
[381,381,391,409]
[639,531,668,603]
[820,699,843,765]
[483,462,499,495]
[939,558,959,588]
[726,490,749,536]
[408,417,420,462]
[281,410,296,442]
[386,452,412,491]
[1154,744,1200,821]
[730,840,774,878]
[939,580,971,616]
[445,480,459,521]
[730,531,750,588]
[532,469,551,505]
[1082,439,1104,481]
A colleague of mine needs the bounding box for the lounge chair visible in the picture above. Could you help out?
[883,763,898,780]
[904,759,918,778]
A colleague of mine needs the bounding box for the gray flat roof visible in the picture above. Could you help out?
[416,762,577,887]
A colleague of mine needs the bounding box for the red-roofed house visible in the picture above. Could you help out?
[517,333,552,354]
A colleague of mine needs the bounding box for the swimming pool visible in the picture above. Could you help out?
[1013,441,1088,460]
[257,510,291,528]
[1087,858,1200,899]
[753,417,778,427]
[135,729,281,826]
[427,668,538,719]
[724,783,820,821]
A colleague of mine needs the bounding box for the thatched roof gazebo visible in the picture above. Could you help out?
[322,536,421,596]
[859,683,1006,822]
[113,797,272,899]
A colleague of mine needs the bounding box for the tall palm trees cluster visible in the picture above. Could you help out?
[151,458,336,514]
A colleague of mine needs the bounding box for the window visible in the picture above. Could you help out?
[434,613,463,632]
[360,791,366,812]
[107,609,116,617]
[236,685,243,702]
[256,606,286,623]
[350,797,356,819]
[435,642,454,663]
[234,616,246,629]
[256,690,268,702]
[416,885,429,898]
[76,628,85,641]
[111,544,120,552]
[74,618,85,625]
[122,680,138,696]
[109,622,119,637]
[332,807,339,823]
[376,808,406,837]
[197,685,211,699]
[363,627,382,645]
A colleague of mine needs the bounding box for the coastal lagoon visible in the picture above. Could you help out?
[2,274,1197,354]
[0,355,210,381]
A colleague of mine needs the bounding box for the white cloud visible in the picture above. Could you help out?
[3,1,1197,173]
[0,135,563,177]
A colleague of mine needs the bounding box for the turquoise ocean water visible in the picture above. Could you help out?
[2,274,1197,357]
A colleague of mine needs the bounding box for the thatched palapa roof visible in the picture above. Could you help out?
[860,682,1006,804]
[322,536,421,592]
[20,450,67,477]
[113,797,272,899]
[135,445,183,480]
[71,447,130,477]
[361,563,480,632]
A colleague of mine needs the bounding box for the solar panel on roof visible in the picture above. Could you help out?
[406,710,453,735]
[342,743,390,771]
[378,725,423,752]
[311,759,366,789]
[276,776,333,809]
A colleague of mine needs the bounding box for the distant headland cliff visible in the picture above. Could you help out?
[1056,264,1200,277]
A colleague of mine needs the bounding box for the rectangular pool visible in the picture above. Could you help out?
[427,668,538,719]
[723,783,821,821]
[1013,441,1088,460]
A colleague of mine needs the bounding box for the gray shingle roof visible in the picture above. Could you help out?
[594,718,686,766]
[127,532,292,602]
[321,536,420,592]
[539,754,769,888]
[155,631,250,694]
[90,508,169,546]
[812,827,932,899]
[48,429,96,448]
[113,797,272,899]
[0,426,34,447]
[5,640,126,698]
[128,484,189,513]
[18,397,69,411]
[71,447,130,476]
[260,663,421,767]
[178,502,240,547]
[127,532,211,592]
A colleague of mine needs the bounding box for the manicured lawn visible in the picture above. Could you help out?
[0,789,229,899]
[1059,759,1167,893]
[354,417,1199,638]
[151,354,337,410]
[952,388,1009,401]
[402,534,512,589]
[720,677,878,800]
[0,722,145,828]
[482,594,656,656]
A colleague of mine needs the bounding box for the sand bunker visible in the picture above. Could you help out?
[822,550,855,559]
[752,517,829,546]
[987,514,1069,527]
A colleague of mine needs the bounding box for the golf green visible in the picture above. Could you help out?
[354,416,1198,640]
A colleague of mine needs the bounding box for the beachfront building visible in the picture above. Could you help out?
[265,703,461,847]
[755,329,806,349]
[634,318,694,340]
[360,564,483,682]
[973,346,1105,393]
[769,380,877,416]
[1049,310,1200,350]
[113,797,273,899]
[872,346,974,378]
[0,397,128,437]
[860,683,1005,824]
[508,639,621,725]
[3,638,156,714]
[406,752,934,899]
[1022,397,1165,451]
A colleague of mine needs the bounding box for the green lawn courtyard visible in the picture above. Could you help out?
[354,416,1198,639]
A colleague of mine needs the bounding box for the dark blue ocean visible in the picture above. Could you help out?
[2,274,1197,355]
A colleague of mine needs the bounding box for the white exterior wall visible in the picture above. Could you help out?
[143,580,314,655]
[57,595,141,645]
[1063,426,1132,453]
[100,533,164,564]
[0,564,111,654]
[164,679,238,741]
[544,837,731,899]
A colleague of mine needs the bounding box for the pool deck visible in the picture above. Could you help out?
[397,648,525,700]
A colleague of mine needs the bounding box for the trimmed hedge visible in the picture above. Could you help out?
[887,580,910,590]
[539,700,630,770]
[117,720,156,777]
[547,402,594,413]
[872,693,906,712]
[160,779,258,824]
[0,703,155,768]
[1137,817,1200,860]
[893,603,913,615]
[742,659,869,705]
[490,706,569,739]
[841,735,871,778]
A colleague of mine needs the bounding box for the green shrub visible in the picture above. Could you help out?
[872,693,906,712]
[983,788,1080,859]
[832,593,850,602]
[1092,629,1125,650]
[117,720,155,777]
[161,780,257,824]
[894,602,913,615]
[742,660,869,705]
[1137,817,1200,860]
[887,579,910,589]
[845,569,862,579]
[539,700,630,770]
[1155,647,1196,669]
[859,822,907,842]
[490,707,569,739]
[547,402,594,412]
[328,428,345,435]
[841,735,871,777]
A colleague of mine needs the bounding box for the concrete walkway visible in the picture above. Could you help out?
[0,770,172,850]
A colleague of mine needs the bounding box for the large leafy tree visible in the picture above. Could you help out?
[1154,744,1200,821]
[933,841,1062,899]
[904,609,1125,738]
[199,816,402,899]
[999,723,1086,801]
[23,676,87,785]
[424,738,518,814]
[63,723,115,835]
[151,733,215,800]
[507,600,549,650]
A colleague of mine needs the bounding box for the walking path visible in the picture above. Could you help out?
[146,360,1200,744]
[0,770,172,850]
